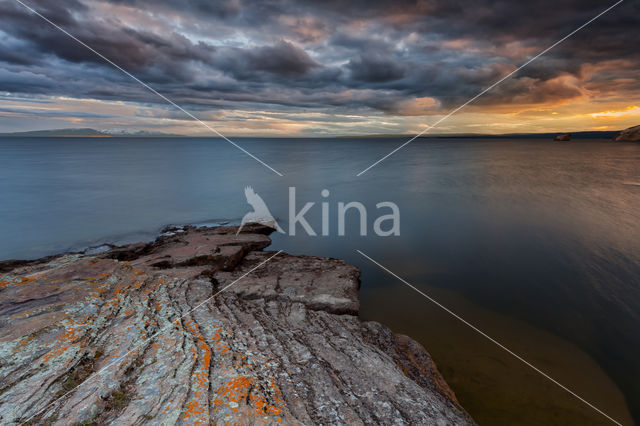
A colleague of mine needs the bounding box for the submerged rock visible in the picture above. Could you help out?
[0,224,474,425]
[613,124,640,141]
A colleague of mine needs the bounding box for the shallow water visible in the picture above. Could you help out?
[1,137,639,424]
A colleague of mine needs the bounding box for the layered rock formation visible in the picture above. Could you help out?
[614,124,640,141]
[0,224,473,425]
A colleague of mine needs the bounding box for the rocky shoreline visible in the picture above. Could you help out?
[0,224,474,425]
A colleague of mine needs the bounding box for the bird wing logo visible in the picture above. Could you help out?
[237,186,284,235]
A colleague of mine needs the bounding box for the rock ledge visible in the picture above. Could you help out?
[0,224,473,425]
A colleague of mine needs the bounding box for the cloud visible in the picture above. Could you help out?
[589,105,640,119]
[348,53,406,83]
[217,41,320,79]
[386,97,441,116]
[0,0,638,134]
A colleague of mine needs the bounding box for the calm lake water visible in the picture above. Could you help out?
[1,137,639,424]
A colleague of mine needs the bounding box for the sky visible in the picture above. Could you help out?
[0,0,639,136]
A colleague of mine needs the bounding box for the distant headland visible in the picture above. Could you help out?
[0,128,180,138]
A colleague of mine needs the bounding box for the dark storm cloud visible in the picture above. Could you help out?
[348,53,406,83]
[0,0,637,115]
[109,0,244,19]
[217,41,320,80]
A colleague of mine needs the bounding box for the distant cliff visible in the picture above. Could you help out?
[0,224,474,425]
[614,125,640,142]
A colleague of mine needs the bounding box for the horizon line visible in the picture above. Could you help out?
[0,127,627,139]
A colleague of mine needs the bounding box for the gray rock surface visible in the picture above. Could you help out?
[0,224,474,425]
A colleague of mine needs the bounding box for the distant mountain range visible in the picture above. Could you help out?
[0,127,625,139]
[0,128,182,137]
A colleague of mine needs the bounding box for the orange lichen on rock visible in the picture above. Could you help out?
[213,376,254,408]
[14,334,35,351]
[181,318,212,424]
[209,327,232,357]
[152,279,165,292]
[0,273,43,288]
[105,297,120,309]
[88,273,110,281]
[41,315,90,363]
[183,400,204,420]
[211,375,285,420]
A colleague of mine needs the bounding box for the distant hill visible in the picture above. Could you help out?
[0,128,181,137]
[345,130,621,139]
[0,128,108,137]
[446,130,621,139]
[0,128,623,139]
